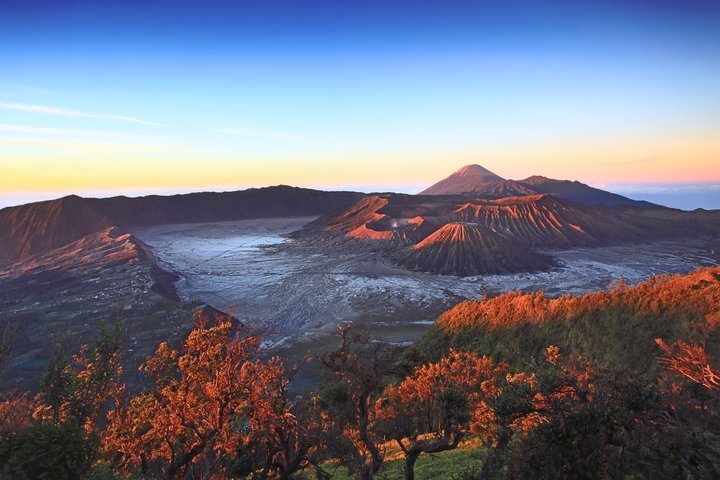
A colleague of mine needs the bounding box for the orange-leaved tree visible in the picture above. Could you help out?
[375,350,506,480]
[232,356,316,479]
[0,321,123,479]
[102,312,305,480]
[314,325,398,480]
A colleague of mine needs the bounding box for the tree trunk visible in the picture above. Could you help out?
[479,428,510,480]
[404,450,421,480]
[357,394,383,479]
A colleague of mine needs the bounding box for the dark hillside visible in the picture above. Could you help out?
[86,185,363,227]
[0,186,363,268]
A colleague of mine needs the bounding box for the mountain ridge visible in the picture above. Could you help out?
[0,186,364,268]
[420,164,652,207]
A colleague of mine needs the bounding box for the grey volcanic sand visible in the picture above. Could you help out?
[133,217,718,387]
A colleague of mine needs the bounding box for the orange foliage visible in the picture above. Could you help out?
[526,347,593,426]
[0,392,37,435]
[381,350,506,439]
[102,312,300,479]
[656,339,720,394]
[375,351,506,479]
[33,342,124,432]
[436,267,720,332]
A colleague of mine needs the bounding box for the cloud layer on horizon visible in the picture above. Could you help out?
[607,183,720,210]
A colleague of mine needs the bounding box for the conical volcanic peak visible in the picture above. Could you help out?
[420,164,505,195]
[396,222,554,276]
[414,222,489,248]
[454,164,503,179]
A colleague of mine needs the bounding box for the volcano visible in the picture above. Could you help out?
[419,164,505,195]
[395,222,554,275]
[419,165,648,207]
[303,187,720,276]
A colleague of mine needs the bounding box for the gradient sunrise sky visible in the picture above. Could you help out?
[1,0,719,209]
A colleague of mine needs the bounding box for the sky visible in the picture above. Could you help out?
[1,0,719,210]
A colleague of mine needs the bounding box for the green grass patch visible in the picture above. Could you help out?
[310,446,485,480]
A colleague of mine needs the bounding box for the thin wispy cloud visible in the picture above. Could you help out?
[0,102,163,127]
[0,124,191,155]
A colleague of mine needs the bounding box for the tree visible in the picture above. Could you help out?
[314,325,398,480]
[35,321,124,431]
[227,358,316,480]
[0,321,123,480]
[103,312,306,480]
[376,350,505,480]
[487,346,670,480]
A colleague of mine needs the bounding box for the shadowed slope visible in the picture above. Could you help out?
[314,194,439,242]
[451,195,656,248]
[85,185,363,227]
[323,195,391,234]
[518,175,652,207]
[0,227,150,278]
[480,179,538,198]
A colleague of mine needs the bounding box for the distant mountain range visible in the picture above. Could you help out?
[300,165,720,275]
[1,166,719,279]
[420,164,652,207]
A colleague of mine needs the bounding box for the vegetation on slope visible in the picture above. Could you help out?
[410,266,720,372]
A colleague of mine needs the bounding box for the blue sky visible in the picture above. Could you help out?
[1,0,719,209]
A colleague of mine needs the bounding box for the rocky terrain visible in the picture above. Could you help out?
[0,186,363,267]
[299,180,720,275]
[0,235,197,391]
[1,170,718,390]
[0,186,363,390]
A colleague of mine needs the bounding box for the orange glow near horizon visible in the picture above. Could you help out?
[2,131,719,197]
